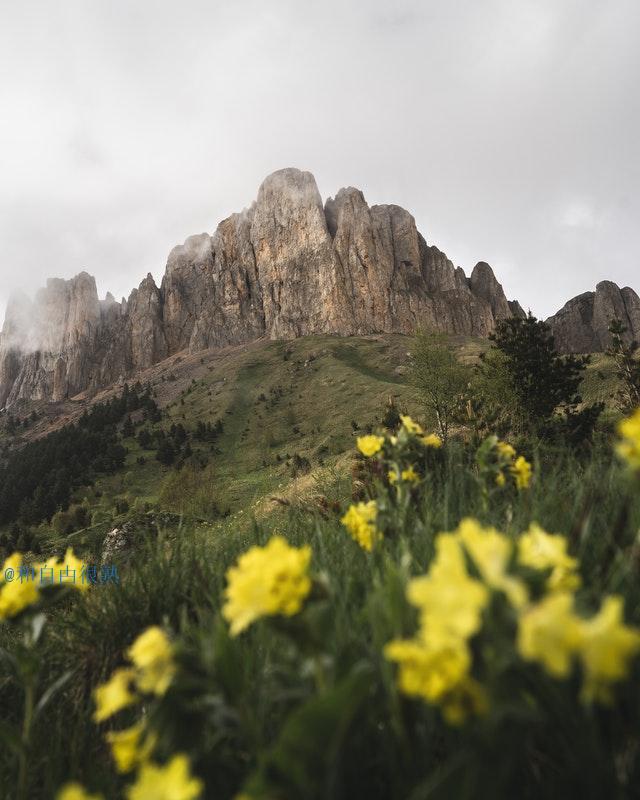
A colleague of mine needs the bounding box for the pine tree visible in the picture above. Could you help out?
[489,314,588,423]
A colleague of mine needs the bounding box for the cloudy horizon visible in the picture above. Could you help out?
[1,0,639,322]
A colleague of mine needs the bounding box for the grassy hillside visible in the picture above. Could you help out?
[1,330,639,799]
[40,335,463,522]
[0,333,625,557]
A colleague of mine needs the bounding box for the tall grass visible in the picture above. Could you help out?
[1,438,639,798]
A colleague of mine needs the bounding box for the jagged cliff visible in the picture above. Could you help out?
[0,168,519,407]
[1,167,635,408]
[545,281,640,354]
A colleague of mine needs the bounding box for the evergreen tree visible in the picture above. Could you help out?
[489,315,588,423]
[123,416,135,438]
[156,437,176,466]
[485,314,603,442]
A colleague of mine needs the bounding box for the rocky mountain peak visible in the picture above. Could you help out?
[469,262,512,321]
[546,281,640,352]
[4,166,630,408]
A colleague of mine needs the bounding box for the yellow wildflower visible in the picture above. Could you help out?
[517,593,583,677]
[341,501,381,553]
[0,553,39,620]
[408,534,488,641]
[56,783,103,800]
[59,548,91,591]
[456,519,528,609]
[578,595,640,703]
[35,548,90,591]
[222,536,312,636]
[617,408,640,470]
[2,552,21,575]
[496,441,516,460]
[495,471,506,487]
[440,678,489,726]
[384,636,470,703]
[93,668,138,722]
[518,523,580,592]
[106,722,156,773]
[388,469,399,484]
[421,433,442,448]
[510,455,532,489]
[400,414,424,435]
[126,754,203,800]
[356,434,385,457]
[127,626,176,696]
[401,466,420,483]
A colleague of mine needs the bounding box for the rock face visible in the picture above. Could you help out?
[547,281,640,353]
[0,167,531,407]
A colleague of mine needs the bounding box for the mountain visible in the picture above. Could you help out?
[0,168,517,408]
[0,167,637,409]
[545,280,640,353]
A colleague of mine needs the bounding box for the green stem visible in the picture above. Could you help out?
[314,654,326,692]
[17,678,34,800]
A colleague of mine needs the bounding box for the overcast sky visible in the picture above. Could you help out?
[1,0,639,321]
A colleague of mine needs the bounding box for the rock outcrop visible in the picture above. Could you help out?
[0,167,533,408]
[547,281,640,353]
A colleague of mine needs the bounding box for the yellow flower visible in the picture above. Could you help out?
[421,433,443,448]
[400,414,424,435]
[222,536,312,636]
[517,593,583,677]
[401,466,420,483]
[341,501,381,553]
[2,552,21,576]
[495,471,506,487]
[510,455,532,489]
[384,636,470,703]
[407,534,488,641]
[456,519,528,609]
[59,548,91,591]
[388,469,399,484]
[578,595,640,703]
[93,668,138,722]
[356,434,385,457]
[518,523,580,592]
[440,678,489,726]
[106,722,156,773]
[126,754,203,800]
[56,783,103,800]
[35,548,90,591]
[127,627,176,696]
[617,408,640,470]
[0,553,39,620]
[496,441,516,460]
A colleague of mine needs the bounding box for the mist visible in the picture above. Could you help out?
[1,0,639,321]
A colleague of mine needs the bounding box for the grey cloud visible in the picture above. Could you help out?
[1,0,638,320]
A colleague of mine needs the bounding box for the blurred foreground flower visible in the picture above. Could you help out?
[93,667,138,723]
[126,754,203,800]
[617,408,640,470]
[356,434,384,457]
[127,626,176,695]
[106,722,156,774]
[57,783,103,800]
[341,500,381,552]
[518,523,580,592]
[222,535,312,635]
[0,553,39,620]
